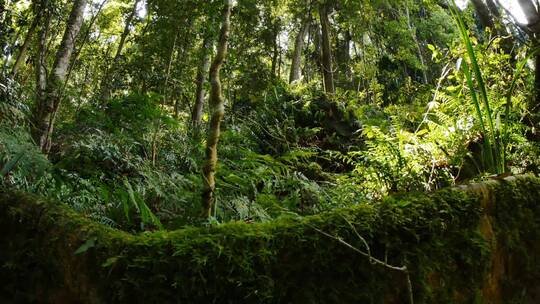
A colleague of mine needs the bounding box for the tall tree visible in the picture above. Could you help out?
[518,0,540,29]
[271,20,281,77]
[318,1,334,94]
[0,0,8,66]
[335,27,352,85]
[34,0,50,111]
[192,35,212,126]
[32,0,87,153]
[513,0,540,107]
[202,0,233,218]
[470,0,511,45]
[470,0,496,30]
[10,0,41,78]
[485,0,501,19]
[98,0,141,102]
[289,17,310,83]
[405,5,428,84]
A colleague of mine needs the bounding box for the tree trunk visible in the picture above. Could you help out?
[202,0,232,218]
[335,28,352,86]
[289,18,310,83]
[0,0,7,64]
[271,22,279,77]
[32,0,87,153]
[470,0,496,30]
[0,1,5,23]
[318,3,334,94]
[405,6,428,84]
[535,41,540,112]
[150,32,178,167]
[10,10,39,78]
[485,0,501,18]
[98,0,140,102]
[191,36,212,126]
[34,6,50,112]
[518,0,540,27]
[304,22,318,83]
[65,0,108,85]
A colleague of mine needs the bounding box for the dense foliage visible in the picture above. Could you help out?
[1,0,540,231]
[2,175,540,303]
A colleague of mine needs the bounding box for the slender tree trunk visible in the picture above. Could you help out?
[32,0,87,153]
[192,36,212,126]
[11,12,39,77]
[0,0,7,65]
[518,0,540,27]
[98,0,140,102]
[470,0,515,56]
[278,45,282,78]
[151,32,178,166]
[202,0,232,218]
[304,22,316,83]
[470,0,496,30]
[318,3,334,94]
[535,41,540,112]
[34,4,50,118]
[487,0,516,54]
[0,1,5,23]
[517,1,540,109]
[335,28,352,86]
[405,6,428,84]
[65,0,108,85]
[174,98,180,118]
[289,18,310,83]
[271,22,280,78]
[485,0,501,18]
[163,33,177,99]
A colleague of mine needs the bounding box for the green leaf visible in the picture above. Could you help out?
[1,151,25,177]
[74,237,97,255]
[102,256,120,268]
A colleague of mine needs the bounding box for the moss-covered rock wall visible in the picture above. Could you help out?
[1,176,540,303]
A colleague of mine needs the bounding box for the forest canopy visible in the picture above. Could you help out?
[1,0,540,230]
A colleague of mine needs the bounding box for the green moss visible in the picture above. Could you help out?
[1,176,540,303]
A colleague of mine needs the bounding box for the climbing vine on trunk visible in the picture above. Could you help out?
[202,0,233,218]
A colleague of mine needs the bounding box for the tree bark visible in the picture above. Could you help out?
[470,0,496,30]
[304,22,320,84]
[10,7,40,78]
[535,40,540,112]
[289,18,310,83]
[405,6,428,84]
[318,2,334,94]
[202,0,232,218]
[514,1,540,108]
[518,0,540,28]
[32,0,87,153]
[0,0,8,64]
[34,3,50,120]
[271,21,280,78]
[336,28,352,86]
[150,31,178,167]
[65,0,108,86]
[98,0,140,102]
[485,0,501,18]
[192,36,212,126]
[0,1,5,23]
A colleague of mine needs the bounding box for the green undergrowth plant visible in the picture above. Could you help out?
[5,176,540,302]
[0,126,51,189]
[214,146,334,222]
[449,0,538,175]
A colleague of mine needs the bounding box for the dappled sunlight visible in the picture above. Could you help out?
[2,0,540,300]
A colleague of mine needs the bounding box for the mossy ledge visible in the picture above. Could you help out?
[2,176,540,303]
